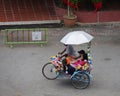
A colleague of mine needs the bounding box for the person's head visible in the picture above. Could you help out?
[78,50,88,60]
[78,50,85,55]
[64,44,67,46]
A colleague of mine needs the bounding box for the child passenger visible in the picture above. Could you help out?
[66,50,89,75]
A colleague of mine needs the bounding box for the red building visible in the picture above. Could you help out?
[0,0,120,26]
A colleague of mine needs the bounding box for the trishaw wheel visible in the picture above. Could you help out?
[42,62,59,80]
[71,71,90,89]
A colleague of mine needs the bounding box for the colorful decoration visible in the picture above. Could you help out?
[94,2,103,12]
[91,0,103,12]
[87,43,93,64]
[63,0,80,10]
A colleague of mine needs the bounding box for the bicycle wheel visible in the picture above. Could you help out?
[71,71,90,89]
[42,62,59,80]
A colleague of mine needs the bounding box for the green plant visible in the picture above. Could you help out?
[63,0,81,17]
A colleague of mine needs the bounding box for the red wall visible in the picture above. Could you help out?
[99,11,120,22]
[55,6,120,23]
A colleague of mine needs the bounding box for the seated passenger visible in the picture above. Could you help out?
[67,50,89,75]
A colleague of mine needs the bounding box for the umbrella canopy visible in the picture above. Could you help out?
[60,31,94,45]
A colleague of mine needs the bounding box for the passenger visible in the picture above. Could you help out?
[67,50,89,75]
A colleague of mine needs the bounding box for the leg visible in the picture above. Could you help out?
[62,58,67,72]
[67,65,75,75]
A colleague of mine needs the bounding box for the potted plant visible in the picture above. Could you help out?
[63,0,80,27]
[91,0,103,12]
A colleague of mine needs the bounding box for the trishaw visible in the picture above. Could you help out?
[42,31,94,89]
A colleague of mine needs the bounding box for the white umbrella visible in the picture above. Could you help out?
[60,31,94,45]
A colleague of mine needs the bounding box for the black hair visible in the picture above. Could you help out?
[78,50,88,61]
[78,50,85,54]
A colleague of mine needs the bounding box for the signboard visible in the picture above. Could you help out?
[32,32,41,40]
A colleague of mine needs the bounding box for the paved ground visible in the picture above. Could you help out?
[0,24,120,96]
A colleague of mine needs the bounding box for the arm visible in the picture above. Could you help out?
[58,48,67,58]
[60,48,66,54]
[58,47,66,54]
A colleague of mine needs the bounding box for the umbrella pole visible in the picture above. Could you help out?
[88,42,91,48]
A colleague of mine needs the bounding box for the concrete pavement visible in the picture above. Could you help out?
[0,24,120,96]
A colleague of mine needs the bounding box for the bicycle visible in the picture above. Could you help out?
[42,54,91,89]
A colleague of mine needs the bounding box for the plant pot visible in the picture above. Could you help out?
[63,15,77,27]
